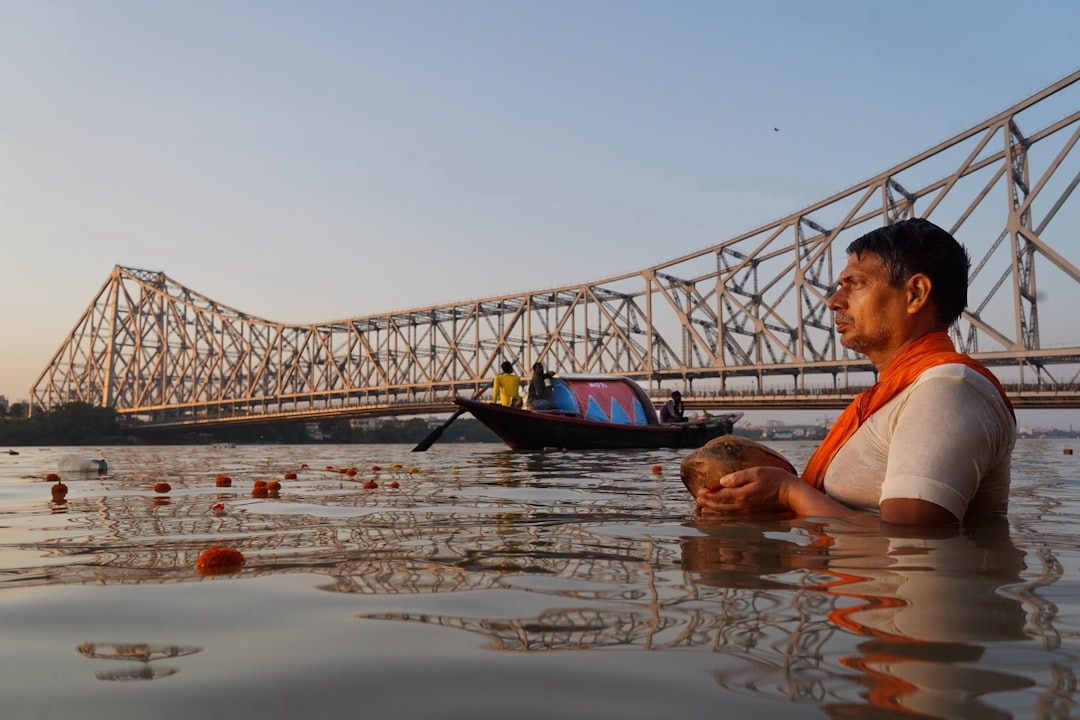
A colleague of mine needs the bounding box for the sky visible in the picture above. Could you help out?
[2,0,1079,428]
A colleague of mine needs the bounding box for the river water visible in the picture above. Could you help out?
[0,440,1077,719]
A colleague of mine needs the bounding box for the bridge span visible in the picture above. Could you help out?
[29,70,1080,430]
[104,384,1080,434]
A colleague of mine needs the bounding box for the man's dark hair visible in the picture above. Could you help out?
[846,217,970,324]
[501,361,514,374]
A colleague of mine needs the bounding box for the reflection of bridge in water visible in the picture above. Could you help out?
[30,70,1080,429]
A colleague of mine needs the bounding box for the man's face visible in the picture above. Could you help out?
[827,251,913,364]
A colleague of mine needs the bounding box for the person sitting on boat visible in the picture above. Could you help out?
[659,391,687,423]
[491,361,523,408]
[526,362,556,411]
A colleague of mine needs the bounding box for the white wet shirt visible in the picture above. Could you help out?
[822,364,1016,521]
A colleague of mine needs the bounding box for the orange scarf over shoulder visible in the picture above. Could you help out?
[801,331,1014,490]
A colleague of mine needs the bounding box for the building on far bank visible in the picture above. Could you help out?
[1018,426,1080,439]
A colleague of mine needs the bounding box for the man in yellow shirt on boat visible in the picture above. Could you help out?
[491,361,523,408]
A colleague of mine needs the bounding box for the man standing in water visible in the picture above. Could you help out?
[695,218,1016,526]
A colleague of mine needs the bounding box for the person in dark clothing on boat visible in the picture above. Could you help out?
[659,391,687,423]
[527,362,556,411]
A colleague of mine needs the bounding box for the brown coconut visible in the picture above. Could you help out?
[680,435,797,498]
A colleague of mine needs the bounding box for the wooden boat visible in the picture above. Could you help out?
[452,375,742,451]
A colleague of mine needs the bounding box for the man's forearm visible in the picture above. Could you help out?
[784,480,864,521]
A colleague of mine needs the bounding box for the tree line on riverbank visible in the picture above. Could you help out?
[0,402,499,446]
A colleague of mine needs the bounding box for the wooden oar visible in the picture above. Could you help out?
[411,407,468,452]
[411,384,489,452]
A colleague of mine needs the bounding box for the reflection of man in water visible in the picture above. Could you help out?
[695,219,1016,527]
[681,517,1032,718]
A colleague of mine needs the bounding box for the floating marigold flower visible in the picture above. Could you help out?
[391,463,403,471]
[51,482,68,499]
[251,485,269,498]
[154,482,171,493]
[253,479,268,487]
[388,480,399,489]
[283,472,297,480]
[651,465,663,474]
[346,467,357,476]
[45,472,61,482]
[300,463,309,469]
[215,475,232,487]
[266,480,281,491]
[408,466,420,474]
[195,546,245,575]
[211,503,227,516]
[325,465,335,471]
[370,465,381,472]
[362,480,378,489]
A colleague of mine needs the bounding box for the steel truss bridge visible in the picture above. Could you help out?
[30,70,1080,430]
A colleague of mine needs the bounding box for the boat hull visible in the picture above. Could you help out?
[453,397,741,451]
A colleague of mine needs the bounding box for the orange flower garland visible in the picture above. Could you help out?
[195,546,245,575]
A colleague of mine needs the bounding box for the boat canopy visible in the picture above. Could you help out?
[548,375,658,426]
